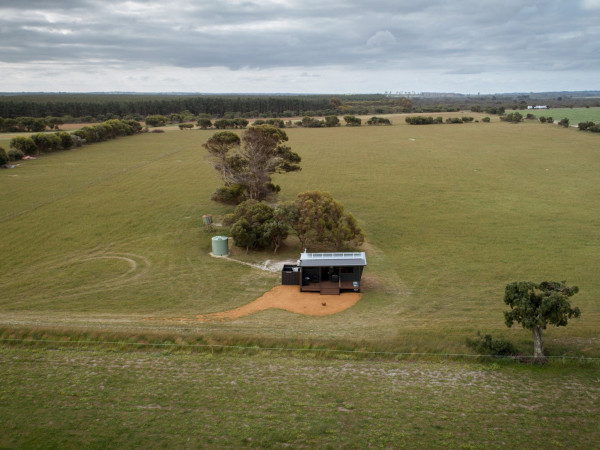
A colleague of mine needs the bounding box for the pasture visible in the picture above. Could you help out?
[1,116,599,356]
[1,346,598,448]
[515,106,600,124]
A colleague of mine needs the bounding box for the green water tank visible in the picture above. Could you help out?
[211,236,229,256]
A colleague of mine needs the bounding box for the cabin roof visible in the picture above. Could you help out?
[299,252,367,267]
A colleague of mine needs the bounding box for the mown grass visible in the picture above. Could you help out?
[1,118,599,356]
[1,346,598,449]
[515,106,600,123]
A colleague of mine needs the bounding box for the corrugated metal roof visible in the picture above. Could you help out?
[299,252,367,267]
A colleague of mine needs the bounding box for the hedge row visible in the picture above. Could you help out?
[8,119,143,158]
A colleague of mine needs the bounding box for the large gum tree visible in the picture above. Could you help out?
[503,281,581,359]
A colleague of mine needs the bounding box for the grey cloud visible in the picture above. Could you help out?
[1,0,599,90]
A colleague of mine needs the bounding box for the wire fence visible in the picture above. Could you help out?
[1,337,598,363]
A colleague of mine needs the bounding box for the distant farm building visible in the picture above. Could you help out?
[527,105,548,109]
[281,252,367,295]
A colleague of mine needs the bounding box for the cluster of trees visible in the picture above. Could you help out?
[578,121,600,132]
[0,93,381,120]
[500,112,524,123]
[538,116,554,123]
[10,132,80,156]
[203,126,364,253]
[446,117,474,124]
[405,116,442,125]
[8,119,143,157]
[71,119,143,143]
[343,115,361,126]
[144,115,168,127]
[366,117,391,126]
[295,116,340,128]
[0,116,64,132]
[225,192,364,253]
[203,125,301,203]
[213,118,249,129]
[469,105,506,115]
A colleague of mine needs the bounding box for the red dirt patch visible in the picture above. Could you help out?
[197,285,362,321]
[157,286,363,323]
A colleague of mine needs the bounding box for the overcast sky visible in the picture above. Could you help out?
[1,0,599,94]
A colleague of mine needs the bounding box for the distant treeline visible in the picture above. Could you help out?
[1,92,599,122]
[0,94,385,120]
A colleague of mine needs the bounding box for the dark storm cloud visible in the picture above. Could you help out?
[1,0,599,91]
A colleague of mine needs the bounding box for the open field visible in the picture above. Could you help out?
[1,346,598,448]
[514,106,600,124]
[1,115,599,356]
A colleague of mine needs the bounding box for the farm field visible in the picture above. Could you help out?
[514,106,600,124]
[1,115,600,356]
[1,346,598,448]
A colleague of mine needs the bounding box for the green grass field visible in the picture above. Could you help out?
[1,346,598,448]
[2,117,600,447]
[515,106,600,124]
[1,117,599,356]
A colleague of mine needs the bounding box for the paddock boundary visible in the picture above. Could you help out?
[1,338,598,362]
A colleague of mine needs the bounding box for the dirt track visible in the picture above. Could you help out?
[195,285,362,321]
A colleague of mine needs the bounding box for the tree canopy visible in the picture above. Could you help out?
[225,200,289,253]
[281,191,364,251]
[504,281,581,359]
[203,125,301,203]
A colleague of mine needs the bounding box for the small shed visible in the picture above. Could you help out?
[282,251,367,295]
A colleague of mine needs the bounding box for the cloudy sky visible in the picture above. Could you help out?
[1,0,599,94]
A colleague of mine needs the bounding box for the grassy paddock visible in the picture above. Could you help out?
[1,118,599,356]
[1,346,598,448]
[515,106,600,123]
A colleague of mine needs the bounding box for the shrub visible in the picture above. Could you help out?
[324,116,340,127]
[211,184,247,205]
[366,116,391,126]
[466,332,517,357]
[405,116,434,125]
[445,117,463,124]
[7,148,24,161]
[56,131,74,149]
[300,116,324,128]
[482,117,491,123]
[578,121,595,131]
[558,118,570,128]
[343,115,361,126]
[31,133,61,153]
[500,112,523,123]
[178,123,194,130]
[0,146,8,165]
[461,116,474,122]
[10,136,37,155]
[145,115,168,127]
[71,135,86,147]
[197,118,213,129]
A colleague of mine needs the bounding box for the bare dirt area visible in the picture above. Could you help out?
[164,285,362,323]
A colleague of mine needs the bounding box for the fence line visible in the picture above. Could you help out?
[1,338,598,362]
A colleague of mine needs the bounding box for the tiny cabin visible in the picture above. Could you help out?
[281,252,367,295]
